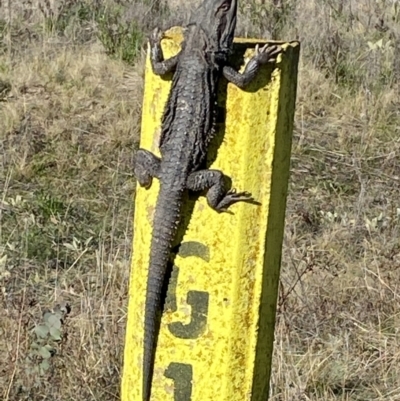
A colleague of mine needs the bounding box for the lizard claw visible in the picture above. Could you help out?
[216,189,255,212]
[226,189,252,199]
[254,43,282,65]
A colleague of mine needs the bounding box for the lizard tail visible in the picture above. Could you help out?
[143,185,183,401]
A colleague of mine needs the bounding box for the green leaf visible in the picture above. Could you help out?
[43,312,53,322]
[47,314,62,330]
[39,346,51,359]
[52,311,64,321]
[34,324,49,338]
[40,359,50,371]
[30,342,40,349]
[49,327,62,340]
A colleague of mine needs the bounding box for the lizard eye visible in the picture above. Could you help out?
[219,1,230,11]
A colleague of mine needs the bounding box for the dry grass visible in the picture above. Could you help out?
[1,0,400,400]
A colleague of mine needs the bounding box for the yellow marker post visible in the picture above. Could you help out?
[122,27,300,401]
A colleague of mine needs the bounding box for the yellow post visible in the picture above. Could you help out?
[122,27,300,401]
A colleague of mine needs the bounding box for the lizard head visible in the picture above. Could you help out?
[189,0,237,54]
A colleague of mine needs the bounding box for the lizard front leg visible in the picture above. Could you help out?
[134,149,161,189]
[223,44,282,89]
[150,28,180,76]
[186,169,254,213]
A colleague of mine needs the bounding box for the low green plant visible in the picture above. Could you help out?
[95,6,144,64]
[26,303,70,377]
[2,191,95,266]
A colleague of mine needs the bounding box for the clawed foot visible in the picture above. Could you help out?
[216,188,255,213]
[133,149,160,190]
[253,43,282,65]
[134,162,153,189]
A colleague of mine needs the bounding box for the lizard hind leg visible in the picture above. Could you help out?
[134,149,161,189]
[186,169,254,213]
